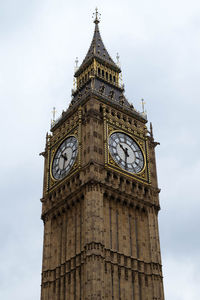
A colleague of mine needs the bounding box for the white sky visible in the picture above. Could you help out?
[1,0,200,299]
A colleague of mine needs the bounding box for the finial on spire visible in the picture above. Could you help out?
[116,53,121,67]
[141,98,146,113]
[93,7,101,24]
[51,107,57,126]
[116,53,120,64]
[73,58,79,90]
[75,57,79,71]
[52,107,56,121]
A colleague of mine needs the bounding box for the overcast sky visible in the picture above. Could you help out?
[1,0,200,299]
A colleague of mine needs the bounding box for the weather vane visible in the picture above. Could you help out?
[93,7,101,24]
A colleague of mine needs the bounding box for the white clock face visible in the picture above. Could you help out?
[109,132,144,173]
[52,136,78,180]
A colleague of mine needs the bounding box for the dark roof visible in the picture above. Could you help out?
[75,22,121,76]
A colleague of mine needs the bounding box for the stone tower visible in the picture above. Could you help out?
[40,10,165,300]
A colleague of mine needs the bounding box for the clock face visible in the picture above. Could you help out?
[109,132,144,174]
[52,136,78,180]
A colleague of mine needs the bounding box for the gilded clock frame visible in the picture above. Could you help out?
[108,129,146,173]
[47,129,81,192]
[50,134,79,180]
[104,121,151,184]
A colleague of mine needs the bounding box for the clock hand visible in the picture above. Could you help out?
[124,147,129,157]
[61,153,68,160]
[119,144,129,167]
[64,159,68,169]
[61,152,68,170]
[120,144,129,156]
[119,143,125,152]
[125,153,128,170]
[62,157,65,170]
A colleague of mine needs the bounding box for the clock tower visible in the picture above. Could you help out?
[40,10,165,300]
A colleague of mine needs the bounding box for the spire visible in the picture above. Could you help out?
[93,7,101,24]
[75,9,120,77]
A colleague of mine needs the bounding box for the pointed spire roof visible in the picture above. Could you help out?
[75,10,121,77]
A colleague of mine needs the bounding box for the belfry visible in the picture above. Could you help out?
[40,10,165,300]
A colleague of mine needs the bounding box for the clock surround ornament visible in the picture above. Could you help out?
[108,131,144,174]
[51,136,78,180]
